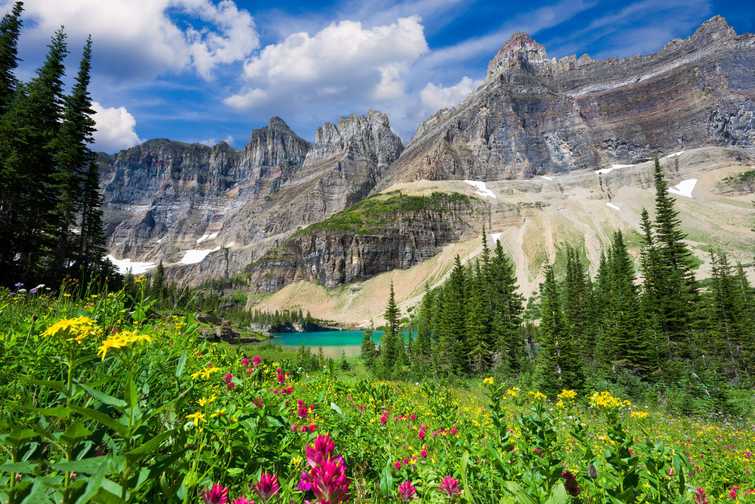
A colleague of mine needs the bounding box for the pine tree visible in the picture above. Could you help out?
[361,326,376,368]
[536,263,584,394]
[562,245,591,364]
[152,260,165,300]
[651,158,699,361]
[78,159,107,279]
[380,282,401,374]
[52,35,96,278]
[0,28,68,283]
[466,260,488,373]
[414,284,434,370]
[439,256,467,374]
[488,240,524,371]
[0,1,23,114]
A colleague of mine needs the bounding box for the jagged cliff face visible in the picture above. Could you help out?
[247,192,485,292]
[100,112,403,282]
[385,16,755,184]
[100,16,755,299]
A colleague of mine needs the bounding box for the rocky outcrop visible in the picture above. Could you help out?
[384,16,755,184]
[101,113,404,284]
[247,192,484,292]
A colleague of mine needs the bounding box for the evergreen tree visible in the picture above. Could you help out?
[78,159,107,279]
[0,1,23,114]
[52,35,96,278]
[562,246,590,364]
[651,158,699,361]
[152,260,165,300]
[380,282,401,374]
[360,326,376,368]
[414,284,434,370]
[439,256,466,374]
[536,264,583,394]
[488,240,524,371]
[0,28,68,283]
[466,260,488,373]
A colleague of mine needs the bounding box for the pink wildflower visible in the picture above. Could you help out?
[254,473,280,502]
[232,498,255,504]
[694,487,709,504]
[252,355,262,367]
[202,483,229,504]
[241,356,250,367]
[439,475,461,497]
[398,481,417,501]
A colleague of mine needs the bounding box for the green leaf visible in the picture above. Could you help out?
[0,462,38,473]
[176,352,187,378]
[330,402,343,416]
[71,406,128,437]
[73,460,106,504]
[126,430,173,457]
[28,407,72,418]
[52,456,120,474]
[502,482,537,504]
[8,428,38,443]
[62,422,92,442]
[75,381,126,408]
[21,478,55,503]
[544,482,569,504]
[127,375,137,409]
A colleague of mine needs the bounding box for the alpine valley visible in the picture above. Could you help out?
[100,16,755,326]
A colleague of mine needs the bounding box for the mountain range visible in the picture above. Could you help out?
[99,15,755,325]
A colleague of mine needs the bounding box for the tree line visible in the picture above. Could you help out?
[364,160,753,409]
[0,2,109,288]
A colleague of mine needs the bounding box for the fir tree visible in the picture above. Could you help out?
[488,240,524,371]
[360,327,376,368]
[380,282,401,374]
[0,1,23,114]
[52,35,96,278]
[536,264,583,394]
[466,260,489,373]
[439,256,466,374]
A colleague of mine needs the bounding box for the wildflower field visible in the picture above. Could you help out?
[0,288,752,503]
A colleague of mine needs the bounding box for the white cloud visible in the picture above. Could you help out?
[92,101,141,153]
[10,0,258,80]
[420,76,482,112]
[225,17,428,112]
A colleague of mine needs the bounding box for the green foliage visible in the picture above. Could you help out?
[296,191,474,235]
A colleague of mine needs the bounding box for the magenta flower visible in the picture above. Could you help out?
[418,425,426,441]
[299,434,349,503]
[380,410,389,425]
[241,356,250,367]
[439,475,461,497]
[252,355,262,367]
[297,399,309,419]
[306,434,336,467]
[694,487,709,504]
[202,483,229,504]
[449,425,458,436]
[232,498,255,504]
[393,460,402,470]
[420,448,428,459]
[254,473,280,501]
[398,480,417,501]
[276,368,286,384]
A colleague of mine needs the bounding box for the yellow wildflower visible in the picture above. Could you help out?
[528,390,547,401]
[630,410,649,419]
[556,399,565,409]
[42,316,101,344]
[557,389,577,401]
[191,366,222,380]
[589,391,631,410]
[505,387,520,398]
[483,376,495,385]
[210,408,226,418]
[186,411,205,426]
[97,330,153,360]
[198,394,218,407]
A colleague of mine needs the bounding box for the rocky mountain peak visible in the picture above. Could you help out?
[308,110,403,168]
[692,15,736,42]
[486,31,548,79]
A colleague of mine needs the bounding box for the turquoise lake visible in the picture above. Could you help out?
[269,330,381,357]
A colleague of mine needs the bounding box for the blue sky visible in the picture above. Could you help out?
[5,0,753,152]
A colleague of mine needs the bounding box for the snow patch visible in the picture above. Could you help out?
[464,180,496,199]
[606,202,621,211]
[196,231,219,244]
[668,178,697,198]
[225,241,237,248]
[489,232,502,244]
[540,175,553,181]
[106,255,157,275]
[664,151,684,159]
[179,247,220,265]
[596,163,635,175]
